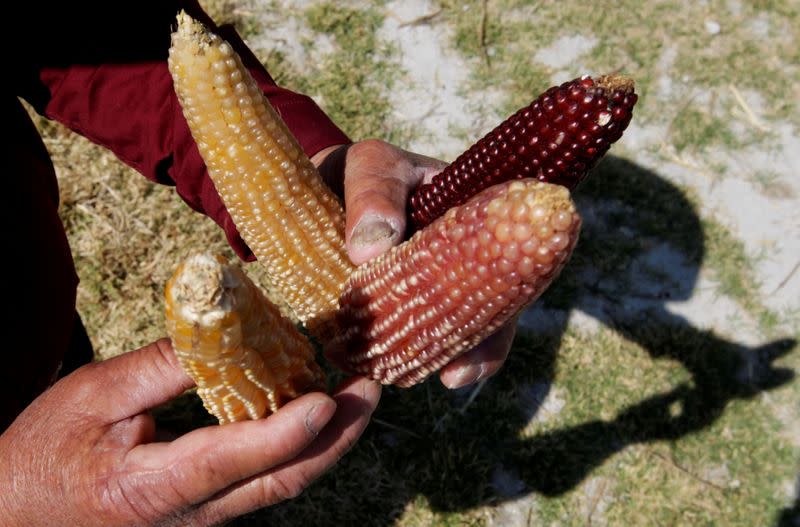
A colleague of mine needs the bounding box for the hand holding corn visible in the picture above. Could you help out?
[167,11,522,411]
[313,140,519,389]
[0,340,380,526]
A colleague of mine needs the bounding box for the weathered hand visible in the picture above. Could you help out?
[0,339,380,526]
[313,139,517,389]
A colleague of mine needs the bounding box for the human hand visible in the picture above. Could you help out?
[0,339,380,526]
[313,139,517,389]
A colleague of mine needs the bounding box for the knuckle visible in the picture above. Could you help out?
[262,472,309,503]
[352,137,389,154]
[96,472,160,524]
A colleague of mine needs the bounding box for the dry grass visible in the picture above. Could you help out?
[29,111,290,359]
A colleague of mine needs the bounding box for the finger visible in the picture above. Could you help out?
[311,143,350,198]
[123,392,337,506]
[344,140,446,265]
[63,338,194,421]
[757,338,796,361]
[195,377,381,523]
[439,317,518,389]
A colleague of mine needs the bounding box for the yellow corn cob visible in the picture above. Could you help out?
[168,12,355,335]
[165,252,325,424]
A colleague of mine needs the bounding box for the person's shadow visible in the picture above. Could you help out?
[154,155,795,525]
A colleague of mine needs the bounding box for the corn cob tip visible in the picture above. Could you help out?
[165,252,326,423]
[173,10,213,48]
[167,252,236,322]
[596,73,635,94]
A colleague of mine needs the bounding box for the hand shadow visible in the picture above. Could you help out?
[244,156,797,526]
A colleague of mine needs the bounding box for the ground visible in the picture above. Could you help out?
[27,0,799,525]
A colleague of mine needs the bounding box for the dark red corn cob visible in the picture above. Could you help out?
[327,179,581,387]
[409,74,636,229]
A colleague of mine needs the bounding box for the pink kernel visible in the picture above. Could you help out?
[487,198,511,217]
[521,238,540,255]
[518,256,535,275]
[460,238,478,257]
[530,205,548,222]
[449,224,466,241]
[503,242,520,261]
[535,246,555,263]
[535,223,554,240]
[498,258,515,274]
[491,276,509,293]
[513,223,532,242]
[548,233,570,251]
[552,210,572,231]
[495,222,513,242]
[511,203,529,222]
[535,262,554,276]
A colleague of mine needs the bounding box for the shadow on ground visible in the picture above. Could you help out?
[776,486,800,527]
[156,156,796,526]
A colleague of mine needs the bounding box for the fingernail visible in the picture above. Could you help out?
[444,364,483,389]
[351,218,397,248]
[304,399,336,436]
[361,379,382,406]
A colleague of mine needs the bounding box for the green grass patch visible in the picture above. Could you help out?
[438,0,799,156]
[702,218,783,333]
[670,105,744,154]
[258,2,414,145]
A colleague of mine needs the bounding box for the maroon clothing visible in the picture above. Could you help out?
[5,1,349,430]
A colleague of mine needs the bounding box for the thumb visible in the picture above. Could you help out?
[341,140,446,265]
[66,338,194,421]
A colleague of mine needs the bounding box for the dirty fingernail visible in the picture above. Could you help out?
[444,364,483,389]
[304,399,337,435]
[351,218,396,248]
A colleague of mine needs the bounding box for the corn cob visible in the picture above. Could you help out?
[409,75,636,229]
[165,252,325,424]
[328,179,581,387]
[168,12,354,335]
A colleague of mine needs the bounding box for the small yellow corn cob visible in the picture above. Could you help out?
[165,252,325,424]
[168,12,355,335]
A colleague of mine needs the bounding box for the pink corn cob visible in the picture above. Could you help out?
[328,179,581,387]
[409,74,636,229]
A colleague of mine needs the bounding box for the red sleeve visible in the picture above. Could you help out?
[22,3,350,261]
